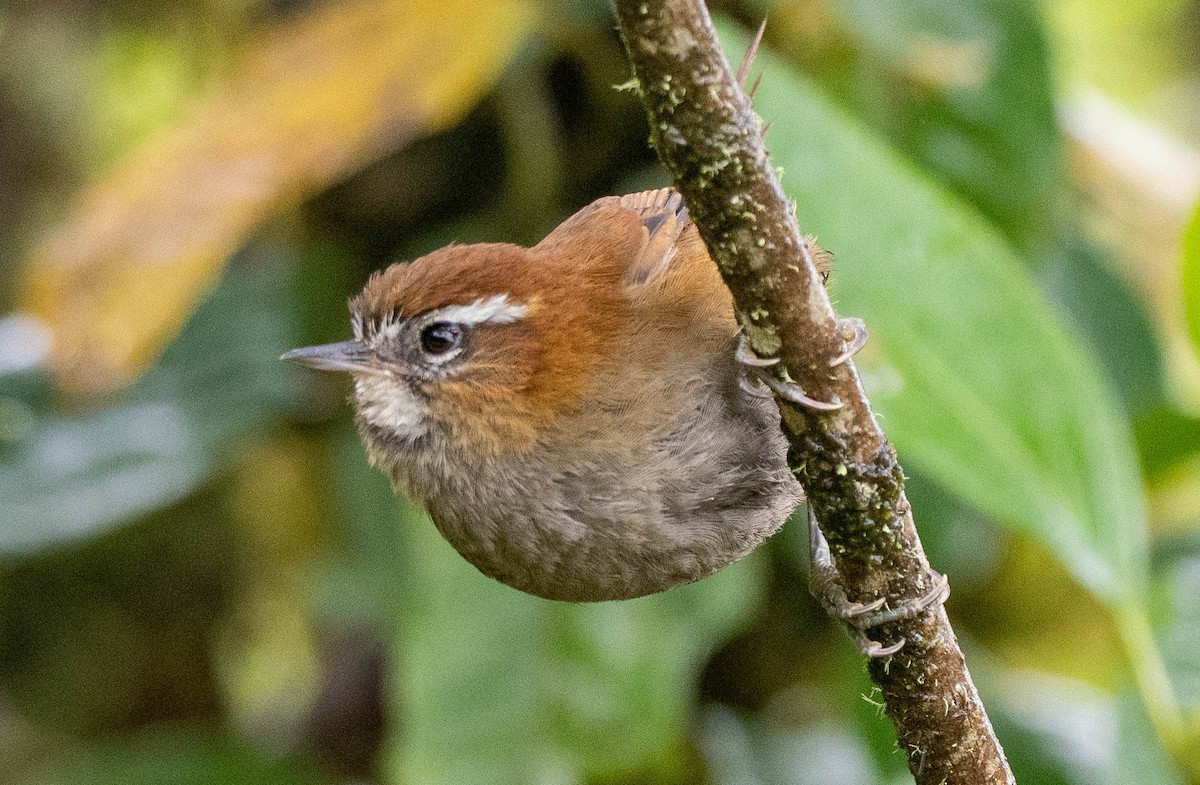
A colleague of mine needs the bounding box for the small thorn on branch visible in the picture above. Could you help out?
[748,71,764,100]
[736,18,767,89]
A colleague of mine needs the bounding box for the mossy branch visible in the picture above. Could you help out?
[613,2,1015,782]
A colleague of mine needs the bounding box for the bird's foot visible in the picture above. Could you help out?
[808,511,950,658]
[736,336,844,411]
[829,317,868,367]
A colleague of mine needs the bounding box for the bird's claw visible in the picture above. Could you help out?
[832,595,887,619]
[808,510,949,658]
[735,337,780,368]
[757,372,845,411]
[858,635,907,658]
[738,375,774,399]
[736,337,844,411]
[829,317,868,367]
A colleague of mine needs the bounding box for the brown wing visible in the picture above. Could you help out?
[612,189,689,285]
[535,188,691,286]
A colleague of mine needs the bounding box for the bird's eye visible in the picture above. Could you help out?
[420,322,463,355]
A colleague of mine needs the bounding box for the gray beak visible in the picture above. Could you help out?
[280,340,375,373]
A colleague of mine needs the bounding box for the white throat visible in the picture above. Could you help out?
[354,374,428,439]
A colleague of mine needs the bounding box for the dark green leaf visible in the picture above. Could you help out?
[817,0,1061,247]
[1041,237,1167,417]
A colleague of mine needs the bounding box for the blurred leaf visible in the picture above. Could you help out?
[1061,92,1200,414]
[698,707,884,785]
[1115,690,1190,785]
[780,0,1060,247]
[1138,408,1200,481]
[545,562,759,781]
[217,435,328,749]
[1146,442,1200,535]
[1154,540,1200,712]
[22,0,537,396]
[387,518,557,785]
[1183,203,1200,358]
[1042,0,1193,133]
[0,255,295,553]
[983,668,1181,785]
[88,25,214,172]
[722,22,1147,606]
[17,728,321,785]
[391,518,763,785]
[1041,237,1167,417]
[313,428,412,629]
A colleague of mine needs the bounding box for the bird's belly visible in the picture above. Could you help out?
[423,447,798,602]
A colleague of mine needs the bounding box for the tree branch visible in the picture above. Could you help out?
[612,2,1014,782]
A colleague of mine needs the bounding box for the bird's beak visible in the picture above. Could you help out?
[280,340,375,373]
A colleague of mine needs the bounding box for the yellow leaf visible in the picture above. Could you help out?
[22,0,538,396]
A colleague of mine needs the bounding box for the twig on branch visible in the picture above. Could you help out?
[612,2,1015,783]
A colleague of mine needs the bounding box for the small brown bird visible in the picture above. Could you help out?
[284,189,828,602]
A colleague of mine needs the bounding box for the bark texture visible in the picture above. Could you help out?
[613,2,1015,783]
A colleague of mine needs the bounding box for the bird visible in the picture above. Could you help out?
[283,188,828,603]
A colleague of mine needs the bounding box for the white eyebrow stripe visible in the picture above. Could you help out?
[380,315,403,341]
[434,294,528,326]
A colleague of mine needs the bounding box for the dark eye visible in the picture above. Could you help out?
[420,322,463,355]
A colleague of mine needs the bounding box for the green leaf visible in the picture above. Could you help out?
[721,22,1147,604]
[1183,203,1200,358]
[815,0,1061,247]
[389,519,764,785]
[1042,238,1167,417]
[1136,408,1200,480]
[0,253,296,553]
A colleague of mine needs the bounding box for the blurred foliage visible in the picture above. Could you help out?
[1,0,1199,783]
[20,0,536,397]
[1185,205,1200,361]
[771,0,1060,250]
